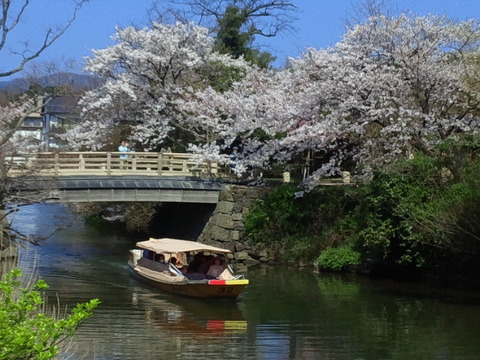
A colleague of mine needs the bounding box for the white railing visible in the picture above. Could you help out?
[6,151,224,177]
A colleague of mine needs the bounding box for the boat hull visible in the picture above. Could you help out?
[130,265,248,299]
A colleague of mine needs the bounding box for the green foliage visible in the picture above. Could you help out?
[213,5,275,68]
[244,184,295,242]
[246,136,480,278]
[197,60,245,92]
[244,135,480,279]
[244,184,352,261]
[341,155,437,267]
[214,5,251,57]
[0,269,100,360]
[316,246,361,272]
[343,145,480,270]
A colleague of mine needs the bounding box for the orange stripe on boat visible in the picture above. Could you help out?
[208,280,226,285]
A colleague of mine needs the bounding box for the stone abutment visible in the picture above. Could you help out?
[197,185,276,264]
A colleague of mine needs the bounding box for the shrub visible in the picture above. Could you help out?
[244,184,352,261]
[244,184,302,243]
[342,146,480,271]
[0,268,100,360]
[316,246,361,272]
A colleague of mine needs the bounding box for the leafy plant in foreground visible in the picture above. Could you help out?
[0,268,100,360]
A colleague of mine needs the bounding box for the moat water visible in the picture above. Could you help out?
[10,203,480,360]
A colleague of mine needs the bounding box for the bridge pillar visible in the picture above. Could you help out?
[197,185,272,264]
[157,153,162,175]
[79,154,85,171]
[106,153,112,175]
[54,153,59,176]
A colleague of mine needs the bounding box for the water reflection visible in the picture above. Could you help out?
[133,291,247,333]
[66,286,251,359]
[9,204,480,360]
[241,266,480,360]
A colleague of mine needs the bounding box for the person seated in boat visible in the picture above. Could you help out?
[169,257,183,268]
[175,252,186,266]
[176,264,203,280]
[198,255,215,274]
[143,249,153,260]
[184,256,207,280]
[154,253,165,263]
[206,257,227,279]
[187,252,204,272]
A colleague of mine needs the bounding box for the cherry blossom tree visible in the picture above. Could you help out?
[67,14,480,185]
[305,15,480,179]
[186,14,480,183]
[183,63,326,175]
[67,21,248,151]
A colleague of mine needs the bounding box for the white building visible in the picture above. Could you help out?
[14,96,80,150]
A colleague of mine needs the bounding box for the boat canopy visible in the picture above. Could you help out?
[135,238,231,254]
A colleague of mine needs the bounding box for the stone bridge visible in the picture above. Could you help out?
[7,151,233,203]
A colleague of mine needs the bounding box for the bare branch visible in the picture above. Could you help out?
[154,0,297,36]
[0,0,90,78]
[346,0,394,29]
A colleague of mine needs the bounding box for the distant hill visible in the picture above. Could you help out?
[0,72,101,94]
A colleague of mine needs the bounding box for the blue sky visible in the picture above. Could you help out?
[2,0,479,79]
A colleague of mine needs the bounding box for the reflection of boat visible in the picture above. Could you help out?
[206,320,247,331]
[128,238,249,299]
[133,291,248,334]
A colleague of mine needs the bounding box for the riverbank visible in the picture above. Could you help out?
[232,151,480,289]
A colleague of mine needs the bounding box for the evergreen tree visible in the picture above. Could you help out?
[213,4,275,68]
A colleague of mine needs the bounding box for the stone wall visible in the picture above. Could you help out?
[197,185,275,264]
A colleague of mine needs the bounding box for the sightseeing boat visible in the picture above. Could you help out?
[128,238,249,299]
